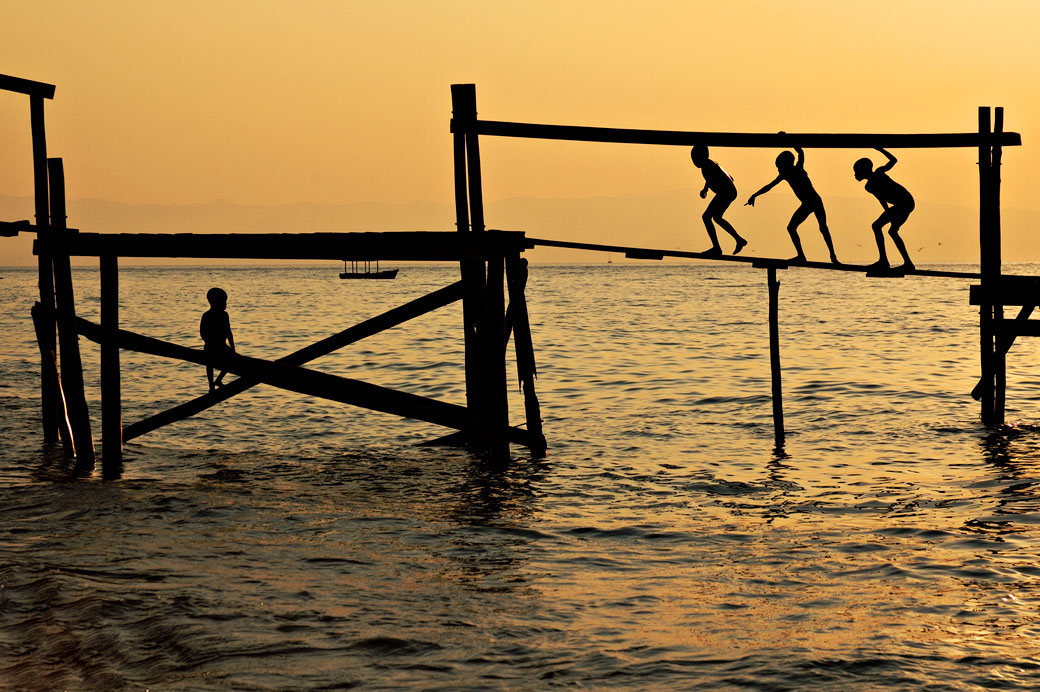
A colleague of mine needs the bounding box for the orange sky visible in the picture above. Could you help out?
[2,1,1039,264]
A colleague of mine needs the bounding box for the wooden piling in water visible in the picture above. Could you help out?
[506,254,546,457]
[977,107,1005,425]
[100,254,122,477]
[484,231,509,458]
[30,94,60,442]
[47,158,95,471]
[767,268,785,442]
[452,84,484,419]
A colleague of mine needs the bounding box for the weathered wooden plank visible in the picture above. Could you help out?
[117,281,464,440]
[459,119,1022,149]
[51,230,529,261]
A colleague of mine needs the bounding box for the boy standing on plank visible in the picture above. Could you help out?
[746,144,839,264]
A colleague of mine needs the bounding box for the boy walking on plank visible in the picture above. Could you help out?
[746,144,839,264]
[690,145,747,256]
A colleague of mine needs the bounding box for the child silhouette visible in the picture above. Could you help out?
[200,287,235,391]
[690,145,747,256]
[854,148,916,271]
[746,144,839,264]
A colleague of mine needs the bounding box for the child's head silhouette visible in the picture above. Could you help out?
[207,287,227,309]
[853,157,873,181]
[775,151,795,171]
[690,145,709,166]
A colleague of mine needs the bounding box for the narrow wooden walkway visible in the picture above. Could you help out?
[525,236,982,279]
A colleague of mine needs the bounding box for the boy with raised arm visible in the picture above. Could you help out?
[200,287,235,392]
[854,147,916,271]
[746,144,839,264]
[690,145,747,256]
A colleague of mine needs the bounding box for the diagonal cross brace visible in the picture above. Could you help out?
[82,281,465,439]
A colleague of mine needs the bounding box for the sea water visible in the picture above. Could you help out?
[2,263,1040,691]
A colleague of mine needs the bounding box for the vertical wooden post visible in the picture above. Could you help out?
[451,83,485,431]
[978,107,998,425]
[101,254,122,478]
[767,268,785,442]
[30,94,59,441]
[484,231,509,459]
[506,253,546,457]
[991,107,1006,422]
[48,158,96,471]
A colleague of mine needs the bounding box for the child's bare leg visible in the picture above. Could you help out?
[870,218,890,267]
[214,368,227,388]
[701,210,722,254]
[207,364,215,392]
[716,216,747,254]
[787,206,809,262]
[813,207,839,264]
[888,223,913,269]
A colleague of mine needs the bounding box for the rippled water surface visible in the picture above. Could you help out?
[3,263,1040,691]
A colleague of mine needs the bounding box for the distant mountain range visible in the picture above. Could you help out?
[2,192,1038,266]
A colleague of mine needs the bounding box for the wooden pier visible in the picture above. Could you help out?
[3,72,1035,477]
[449,84,1030,442]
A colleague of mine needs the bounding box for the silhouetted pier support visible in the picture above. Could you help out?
[48,159,96,472]
[39,230,547,474]
[0,74,63,443]
[977,107,1005,424]
[100,254,122,477]
[767,268,785,442]
[452,83,547,458]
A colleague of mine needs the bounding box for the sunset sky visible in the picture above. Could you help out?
[2,1,1039,264]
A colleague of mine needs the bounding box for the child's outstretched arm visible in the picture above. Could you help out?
[746,176,781,206]
[876,147,897,174]
[794,146,805,168]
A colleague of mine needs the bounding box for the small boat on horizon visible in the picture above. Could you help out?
[339,259,398,280]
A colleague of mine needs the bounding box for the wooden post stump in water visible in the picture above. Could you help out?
[767,268,785,443]
[48,158,95,472]
[30,302,73,457]
[506,253,546,457]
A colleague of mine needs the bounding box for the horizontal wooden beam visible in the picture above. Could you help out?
[527,236,981,279]
[970,279,1040,306]
[119,281,465,440]
[995,319,1040,337]
[0,220,30,237]
[45,230,529,261]
[454,119,1022,149]
[0,74,56,99]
